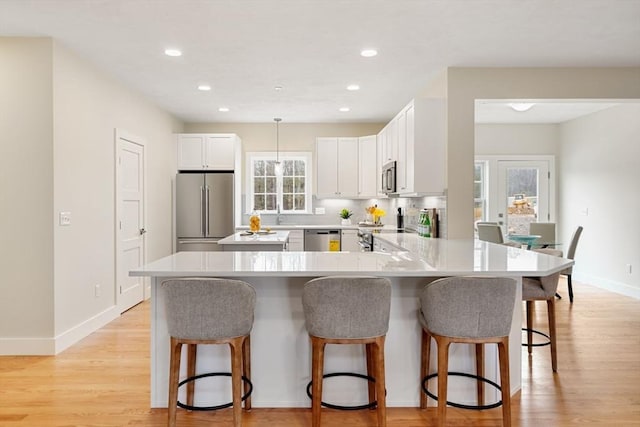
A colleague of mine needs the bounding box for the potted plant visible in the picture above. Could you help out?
[339,208,353,225]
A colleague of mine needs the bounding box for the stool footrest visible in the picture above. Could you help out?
[176,372,253,411]
[421,372,503,410]
[522,327,552,347]
[306,372,379,411]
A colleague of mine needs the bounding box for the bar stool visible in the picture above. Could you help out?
[302,276,391,427]
[419,277,516,427]
[522,248,563,372]
[162,278,256,427]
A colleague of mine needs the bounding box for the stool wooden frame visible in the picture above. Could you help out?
[310,335,387,427]
[420,328,511,427]
[168,334,251,427]
[525,298,558,372]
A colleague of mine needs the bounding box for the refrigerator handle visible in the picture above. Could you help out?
[200,185,205,237]
[205,185,210,237]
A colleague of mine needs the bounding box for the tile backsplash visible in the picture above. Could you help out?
[241,195,447,238]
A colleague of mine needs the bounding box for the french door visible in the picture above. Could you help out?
[497,160,550,235]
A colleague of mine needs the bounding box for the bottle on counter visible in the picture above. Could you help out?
[249,210,261,232]
[420,209,431,238]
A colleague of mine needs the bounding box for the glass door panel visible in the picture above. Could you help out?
[497,160,549,235]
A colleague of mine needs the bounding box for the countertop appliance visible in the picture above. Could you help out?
[176,172,234,252]
[381,160,396,194]
[304,229,341,251]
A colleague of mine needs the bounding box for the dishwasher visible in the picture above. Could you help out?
[304,229,341,251]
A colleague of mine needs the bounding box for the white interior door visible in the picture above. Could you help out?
[116,130,146,313]
[497,160,550,235]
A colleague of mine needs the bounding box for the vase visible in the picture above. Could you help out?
[341,218,352,225]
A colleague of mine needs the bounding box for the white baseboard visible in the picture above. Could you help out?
[573,273,640,300]
[54,305,120,354]
[0,305,120,356]
[0,337,55,356]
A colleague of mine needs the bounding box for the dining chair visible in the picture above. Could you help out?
[561,226,583,303]
[529,222,556,246]
[477,223,504,244]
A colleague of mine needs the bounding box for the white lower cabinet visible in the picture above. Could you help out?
[286,229,304,251]
[341,229,360,252]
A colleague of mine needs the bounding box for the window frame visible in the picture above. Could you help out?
[474,160,488,223]
[245,151,313,214]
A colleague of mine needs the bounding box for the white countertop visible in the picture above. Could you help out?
[132,237,572,278]
[217,230,289,245]
[235,224,401,231]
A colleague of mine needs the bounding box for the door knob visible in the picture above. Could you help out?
[139,228,147,235]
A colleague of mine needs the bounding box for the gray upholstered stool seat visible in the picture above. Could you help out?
[419,277,517,427]
[162,278,256,427]
[302,276,391,427]
[522,248,563,372]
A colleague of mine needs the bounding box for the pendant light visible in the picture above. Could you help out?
[274,117,282,176]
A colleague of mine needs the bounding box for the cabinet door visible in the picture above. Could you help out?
[204,135,235,170]
[358,135,377,198]
[396,111,408,192]
[385,119,398,163]
[337,137,358,197]
[341,229,360,252]
[316,137,339,197]
[404,103,415,192]
[177,135,205,170]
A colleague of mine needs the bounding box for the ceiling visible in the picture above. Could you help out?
[1,0,639,124]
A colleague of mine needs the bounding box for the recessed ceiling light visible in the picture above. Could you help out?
[164,48,182,57]
[339,107,350,112]
[360,49,378,58]
[197,84,211,91]
[347,84,360,91]
[218,107,229,112]
[274,86,283,91]
[509,103,535,112]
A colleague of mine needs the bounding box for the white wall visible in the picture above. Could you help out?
[558,104,640,297]
[475,124,559,156]
[52,42,183,341]
[0,37,182,354]
[0,38,54,345]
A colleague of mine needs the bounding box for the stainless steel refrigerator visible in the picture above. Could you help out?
[176,172,234,252]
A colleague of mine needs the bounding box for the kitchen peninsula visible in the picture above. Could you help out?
[131,235,572,409]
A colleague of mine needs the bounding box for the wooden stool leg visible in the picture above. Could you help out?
[311,336,326,427]
[498,338,512,427]
[366,343,376,409]
[475,343,484,406]
[419,328,431,409]
[243,334,252,410]
[547,298,558,372]
[436,336,451,427]
[186,344,197,407]
[374,336,387,427]
[229,337,244,427]
[168,338,182,427]
[526,301,534,355]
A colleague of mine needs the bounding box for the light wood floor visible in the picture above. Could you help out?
[1,279,639,426]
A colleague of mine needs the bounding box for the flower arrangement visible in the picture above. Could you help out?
[339,208,353,219]
[366,205,386,224]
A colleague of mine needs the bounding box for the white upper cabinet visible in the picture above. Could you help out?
[316,137,358,198]
[378,119,398,165]
[393,99,446,195]
[177,134,238,171]
[358,135,377,198]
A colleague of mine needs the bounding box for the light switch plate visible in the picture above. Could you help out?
[59,211,71,226]
[315,207,325,215]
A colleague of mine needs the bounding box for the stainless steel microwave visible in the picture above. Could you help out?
[381,160,396,194]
